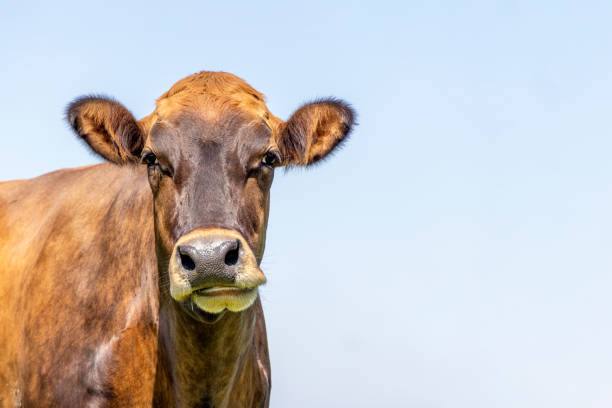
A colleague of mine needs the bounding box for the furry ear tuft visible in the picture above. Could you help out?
[66,96,144,164]
[278,98,355,166]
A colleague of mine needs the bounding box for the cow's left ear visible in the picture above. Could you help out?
[277,99,355,166]
[66,96,145,165]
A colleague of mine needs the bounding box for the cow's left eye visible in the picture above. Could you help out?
[262,151,280,167]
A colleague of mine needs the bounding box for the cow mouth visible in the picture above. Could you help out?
[185,286,259,318]
[193,286,255,297]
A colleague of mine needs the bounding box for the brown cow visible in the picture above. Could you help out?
[0,71,354,407]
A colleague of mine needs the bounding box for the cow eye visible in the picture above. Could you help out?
[262,151,280,167]
[141,151,174,178]
[141,152,158,166]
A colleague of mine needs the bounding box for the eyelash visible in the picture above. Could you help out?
[141,152,158,166]
[141,151,173,177]
[261,151,281,167]
[141,150,280,179]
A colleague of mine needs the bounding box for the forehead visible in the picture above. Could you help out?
[154,71,278,131]
[150,109,273,156]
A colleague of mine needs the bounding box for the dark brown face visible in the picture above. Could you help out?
[66,71,355,322]
[143,109,277,317]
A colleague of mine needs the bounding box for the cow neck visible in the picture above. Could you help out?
[154,286,256,408]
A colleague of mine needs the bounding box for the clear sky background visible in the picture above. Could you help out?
[2,1,611,407]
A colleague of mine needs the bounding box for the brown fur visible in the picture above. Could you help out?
[0,71,354,407]
[0,164,158,407]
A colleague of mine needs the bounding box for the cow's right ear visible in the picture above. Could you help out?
[66,96,145,164]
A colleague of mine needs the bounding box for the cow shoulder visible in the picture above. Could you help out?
[0,164,159,406]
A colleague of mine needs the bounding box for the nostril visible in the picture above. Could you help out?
[224,240,240,266]
[178,247,196,271]
[181,253,196,271]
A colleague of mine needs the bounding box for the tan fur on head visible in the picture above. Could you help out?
[155,71,281,131]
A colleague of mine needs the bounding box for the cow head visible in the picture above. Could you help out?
[67,71,354,322]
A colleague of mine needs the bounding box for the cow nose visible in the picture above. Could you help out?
[168,229,267,315]
[176,238,242,287]
[168,228,266,302]
[169,228,266,303]
[177,239,240,272]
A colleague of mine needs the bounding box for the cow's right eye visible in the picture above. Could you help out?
[141,151,174,179]
[141,152,158,166]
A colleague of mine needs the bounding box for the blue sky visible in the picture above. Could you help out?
[2,1,611,406]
